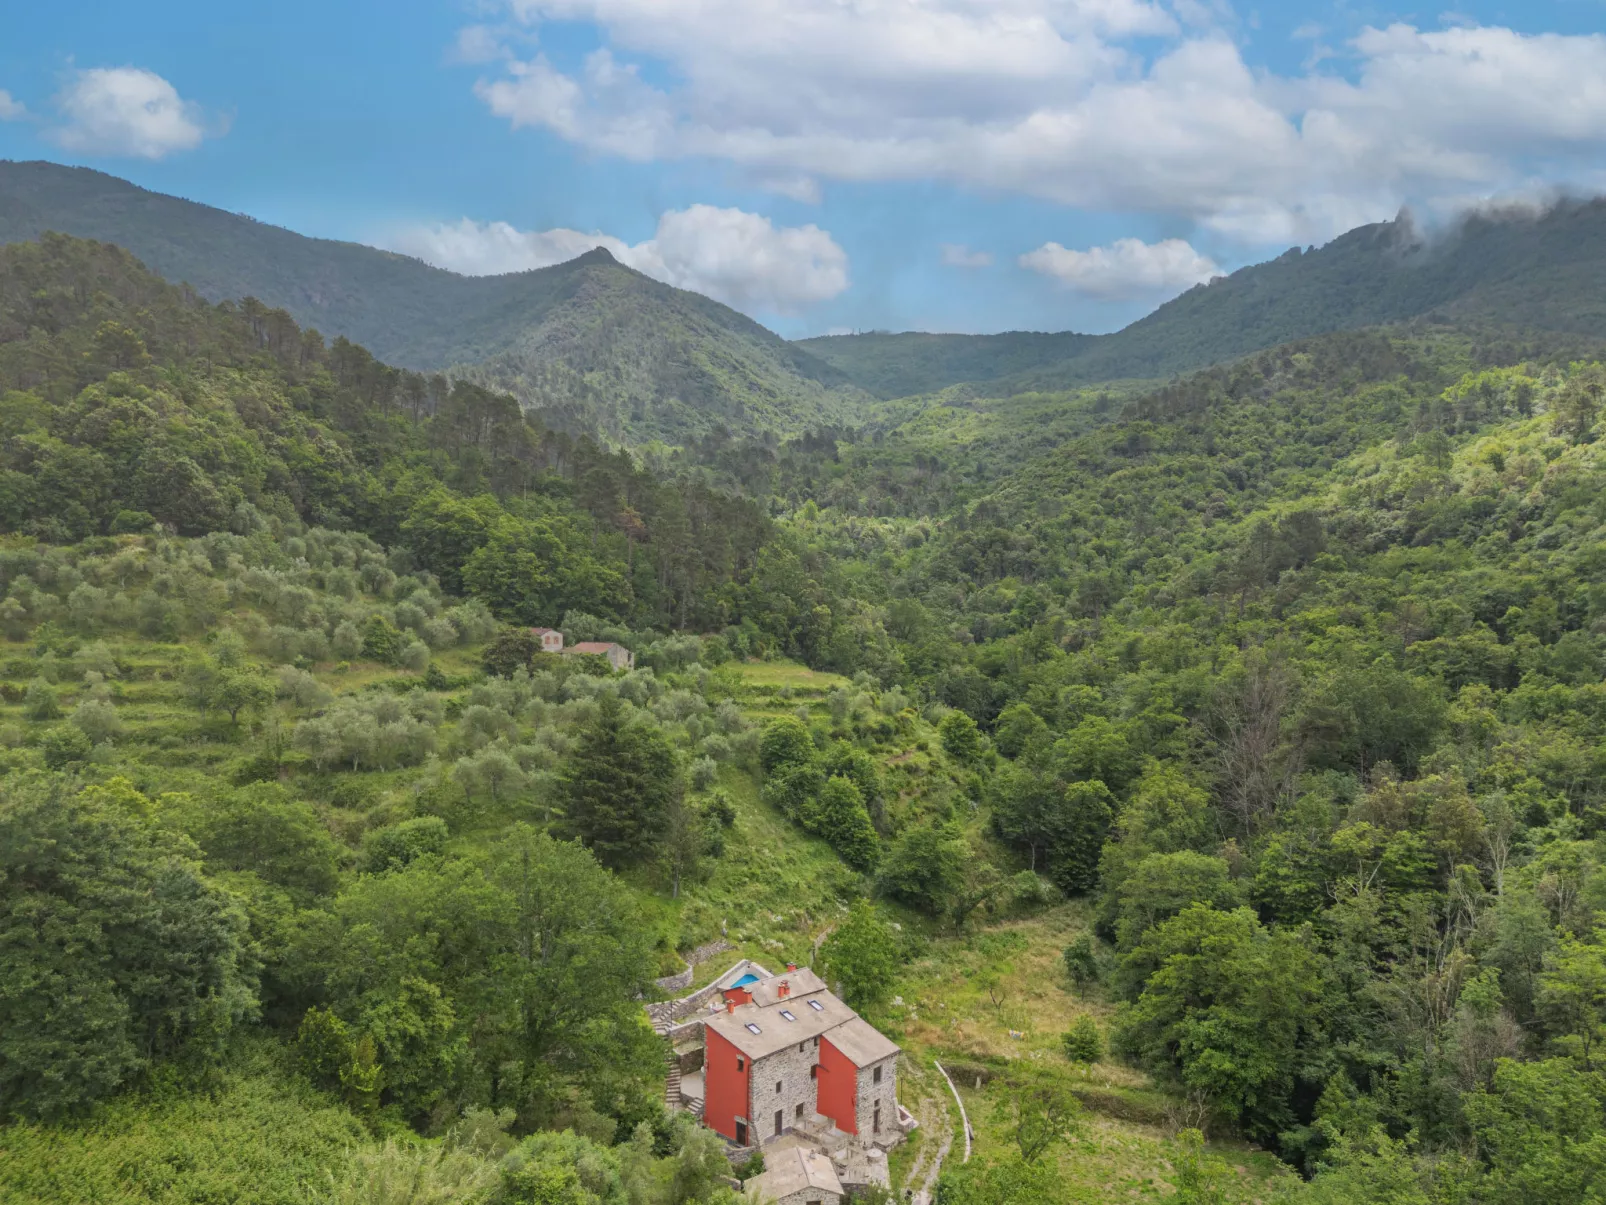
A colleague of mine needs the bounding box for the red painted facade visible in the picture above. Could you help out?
[815,1036,858,1135]
[703,1026,751,1143]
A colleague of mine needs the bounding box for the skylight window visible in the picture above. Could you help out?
[746,1022,762,1034]
[807,999,824,1012]
[780,1010,797,1022]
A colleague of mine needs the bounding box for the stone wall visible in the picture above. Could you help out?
[855,1054,901,1147]
[753,1033,823,1143]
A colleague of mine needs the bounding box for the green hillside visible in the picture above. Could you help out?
[8,230,1606,1205]
[803,200,1606,398]
[0,162,866,444]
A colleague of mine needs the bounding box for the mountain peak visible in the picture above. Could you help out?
[572,245,618,267]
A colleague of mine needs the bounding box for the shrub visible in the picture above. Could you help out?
[23,678,60,721]
[71,698,123,745]
[40,725,95,769]
[1063,1016,1103,1063]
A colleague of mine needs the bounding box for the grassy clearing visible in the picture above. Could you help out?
[885,909,1293,1201]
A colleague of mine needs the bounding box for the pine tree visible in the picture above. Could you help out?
[559,698,680,867]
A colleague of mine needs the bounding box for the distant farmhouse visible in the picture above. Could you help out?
[651,962,912,1200]
[526,628,634,671]
[565,640,634,671]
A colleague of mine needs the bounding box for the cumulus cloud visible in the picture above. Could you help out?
[467,4,1606,246]
[0,91,26,121]
[1020,237,1218,300]
[388,204,848,314]
[941,243,994,268]
[51,68,209,159]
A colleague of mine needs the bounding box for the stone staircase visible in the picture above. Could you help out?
[664,1045,682,1112]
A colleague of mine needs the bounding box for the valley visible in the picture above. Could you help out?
[2,181,1606,1205]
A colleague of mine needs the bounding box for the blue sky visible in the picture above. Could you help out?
[4,1,1606,338]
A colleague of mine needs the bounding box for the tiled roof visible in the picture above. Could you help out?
[744,1147,842,1200]
[568,641,623,654]
[703,967,900,1064]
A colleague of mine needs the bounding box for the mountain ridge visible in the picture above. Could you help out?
[0,160,865,444]
[802,198,1606,397]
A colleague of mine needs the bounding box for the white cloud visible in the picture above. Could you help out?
[451,25,511,65]
[388,204,848,314]
[941,243,994,268]
[51,68,208,159]
[1019,236,1218,299]
[467,5,1606,246]
[0,90,26,121]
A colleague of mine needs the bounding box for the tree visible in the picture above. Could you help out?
[661,790,706,899]
[877,822,967,916]
[455,746,527,808]
[0,779,255,1118]
[559,698,681,868]
[1554,363,1604,442]
[1116,905,1324,1138]
[1063,933,1101,995]
[811,775,880,871]
[1047,779,1115,895]
[759,716,814,773]
[215,670,276,728]
[939,709,984,765]
[40,724,95,769]
[819,901,901,1011]
[993,1064,1082,1163]
[1113,852,1240,950]
[993,702,1049,760]
[23,677,59,721]
[1538,936,1606,1068]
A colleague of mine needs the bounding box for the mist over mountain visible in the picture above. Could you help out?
[804,197,1606,398]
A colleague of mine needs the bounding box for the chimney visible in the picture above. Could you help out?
[727,999,735,1014]
[779,980,790,999]
[787,963,798,973]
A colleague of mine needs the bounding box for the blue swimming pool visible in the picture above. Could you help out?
[731,973,760,988]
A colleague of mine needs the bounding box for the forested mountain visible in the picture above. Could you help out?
[803,199,1606,398]
[0,162,865,443]
[7,225,1606,1205]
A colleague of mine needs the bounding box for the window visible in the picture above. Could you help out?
[799,1043,806,1053]
[745,1022,762,1034]
[736,1058,744,1072]
[780,1009,796,1022]
[810,1065,818,1079]
[874,1102,881,1133]
[795,1103,805,1119]
[813,1036,820,1047]
[735,1120,748,1146]
[873,1066,883,1084]
[807,999,824,1012]
[774,1110,783,1136]
[776,1081,783,1094]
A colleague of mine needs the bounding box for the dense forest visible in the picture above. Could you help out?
[2,231,1606,1205]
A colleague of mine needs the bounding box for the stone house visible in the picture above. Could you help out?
[742,1146,843,1205]
[694,967,902,1150]
[564,640,634,671]
[529,627,564,653]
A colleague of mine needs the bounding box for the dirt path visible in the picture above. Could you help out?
[903,1080,958,1205]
